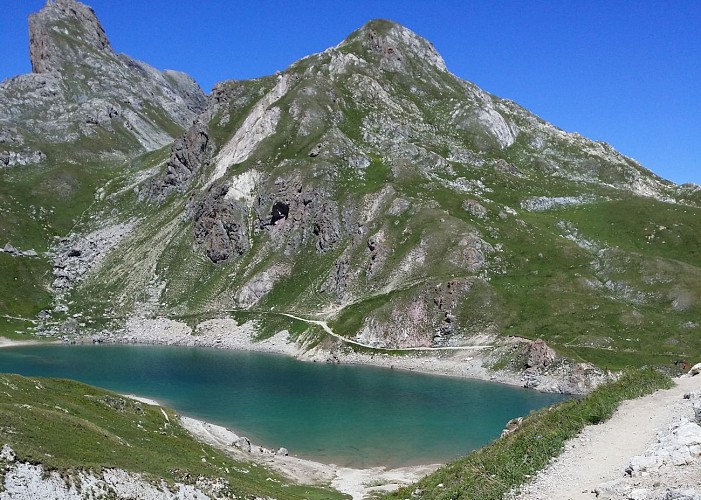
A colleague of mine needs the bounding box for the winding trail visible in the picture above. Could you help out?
[280,313,492,352]
[512,375,701,499]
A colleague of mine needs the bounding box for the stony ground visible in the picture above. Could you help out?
[509,373,701,500]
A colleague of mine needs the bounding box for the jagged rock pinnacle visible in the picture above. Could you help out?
[29,0,112,73]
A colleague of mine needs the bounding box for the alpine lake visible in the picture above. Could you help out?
[0,344,568,468]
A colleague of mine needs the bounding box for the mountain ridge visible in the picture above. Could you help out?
[1,2,700,391]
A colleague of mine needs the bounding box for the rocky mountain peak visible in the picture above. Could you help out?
[338,19,447,74]
[0,0,208,157]
[29,0,112,74]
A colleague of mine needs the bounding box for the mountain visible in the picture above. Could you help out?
[2,3,700,385]
[0,0,204,324]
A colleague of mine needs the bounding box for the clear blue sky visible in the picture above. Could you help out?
[2,1,699,185]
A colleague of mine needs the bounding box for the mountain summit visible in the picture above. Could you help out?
[1,0,205,161]
[337,19,448,74]
[29,0,112,74]
[2,2,700,391]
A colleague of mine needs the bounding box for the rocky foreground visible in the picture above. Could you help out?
[510,369,701,500]
[0,446,218,500]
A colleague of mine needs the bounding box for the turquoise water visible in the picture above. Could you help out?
[0,344,567,467]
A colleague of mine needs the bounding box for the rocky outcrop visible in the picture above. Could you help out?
[462,199,487,219]
[192,185,249,263]
[0,0,205,158]
[526,339,557,369]
[0,149,45,168]
[254,180,344,254]
[235,265,290,307]
[521,195,597,212]
[351,19,448,74]
[29,0,111,74]
[147,119,211,200]
[0,444,217,499]
[494,338,609,394]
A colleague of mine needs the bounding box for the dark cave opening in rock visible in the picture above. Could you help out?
[271,201,289,224]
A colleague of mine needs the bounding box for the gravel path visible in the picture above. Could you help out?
[510,374,701,500]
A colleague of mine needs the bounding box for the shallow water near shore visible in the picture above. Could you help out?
[0,344,567,468]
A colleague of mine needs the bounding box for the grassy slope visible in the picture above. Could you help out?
[485,197,701,370]
[0,373,346,499]
[385,368,673,500]
[10,23,698,376]
[67,72,701,373]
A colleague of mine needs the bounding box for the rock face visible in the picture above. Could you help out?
[0,0,205,159]
[192,185,249,263]
[526,339,557,369]
[29,0,111,74]
[147,119,211,200]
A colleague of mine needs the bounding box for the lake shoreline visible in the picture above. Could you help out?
[81,315,607,395]
[117,393,440,499]
[175,412,441,499]
[0,337,57,349]
[3,312,609,396]
[1,326,575,498]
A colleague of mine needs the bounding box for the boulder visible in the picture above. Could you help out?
[525,339,556,368]
[674,421,701,448]
[689,363,701,377]
[276,447,288,456]
[661,489,701,500]
[461,199,487,218]
[3,242,18,254]
[628,488,651,500]
[501,416,523,437]
[233,436,251,453]
[626,455,663,476]
[308,143,323,157]
[594,478,628,499]
[0,444,16,462]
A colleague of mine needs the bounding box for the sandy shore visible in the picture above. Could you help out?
[120,394,438,499]
[180,416,440,500]
[0,337,55,349]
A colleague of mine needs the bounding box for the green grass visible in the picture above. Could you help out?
[329,293,394,338]
[0,374,347,499]
[0,253,52,320]
[385,368,672,500]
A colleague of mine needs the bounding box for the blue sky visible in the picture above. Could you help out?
[2,1,699,185]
